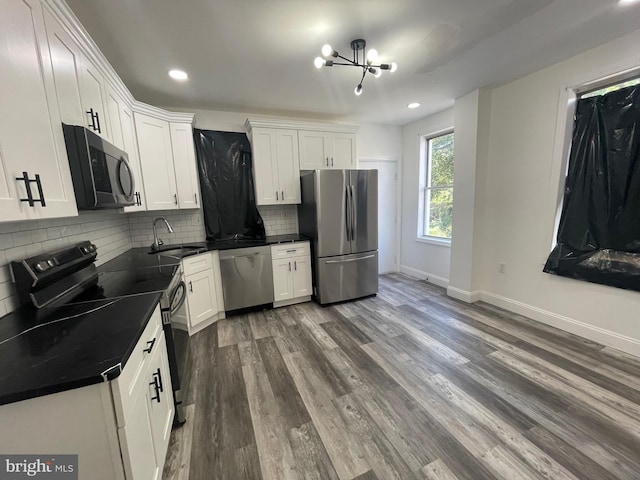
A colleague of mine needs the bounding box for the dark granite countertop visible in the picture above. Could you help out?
[0,292,162,406]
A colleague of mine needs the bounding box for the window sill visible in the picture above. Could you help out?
[416,236,451,248]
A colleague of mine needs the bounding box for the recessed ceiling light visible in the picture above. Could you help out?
[619,0,640,4]
[408,102,421,109]
[168,69,188,81]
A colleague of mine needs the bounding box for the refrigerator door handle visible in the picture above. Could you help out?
[326,254,376,264]
[345,184,351,241]
[349,184,356,243]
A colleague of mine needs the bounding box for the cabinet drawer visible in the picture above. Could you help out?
[182,252,213,276]
[271,242,310,260]
[112,305,162,427]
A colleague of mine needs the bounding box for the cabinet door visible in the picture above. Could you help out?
[170,122,201,209]
[292,256,312,298]
[118,387,160,480]
[42,7,84,126]
[135,112,178,210]
[121,104,146,212]
[0,0,78,222]
[80,57,110,140]
[275,129,301,204]
[251,128,279,205]
[272,259,293,301]
[327,133,356,169]
[298,131,329,170]
[186,269,217,327]
[105,84,124,150]
[147,333,174,469]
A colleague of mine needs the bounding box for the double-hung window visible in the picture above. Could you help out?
[419,130,454,241]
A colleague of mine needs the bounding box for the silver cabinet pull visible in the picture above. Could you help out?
[194,193,198,205]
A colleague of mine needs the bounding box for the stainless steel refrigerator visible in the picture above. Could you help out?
[298,169,378,304]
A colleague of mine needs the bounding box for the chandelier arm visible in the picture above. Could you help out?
[332,62,363,67]
[334,53,356,64]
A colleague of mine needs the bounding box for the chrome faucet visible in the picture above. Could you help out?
[151,217,174,251]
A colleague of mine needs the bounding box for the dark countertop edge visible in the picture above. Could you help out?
[0,291,163,407]
[126,234,310,257]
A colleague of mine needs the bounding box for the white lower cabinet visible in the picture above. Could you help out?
[0,305,173,480]
[271,242,312,307]
[174,251,225,335]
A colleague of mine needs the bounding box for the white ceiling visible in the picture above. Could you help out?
[64,0,640,126]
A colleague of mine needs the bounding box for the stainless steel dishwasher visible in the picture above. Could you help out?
[219,245,274,311]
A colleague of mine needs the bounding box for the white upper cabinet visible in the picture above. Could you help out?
[248,126,301,206]
[170,122,201,209]
[79,55,111,140]
[121,104,146,212]
[134,112,179,211]
[0,0,77,222]
[42,5,84,126]
[298,130,357,170]
[105,84,124,150]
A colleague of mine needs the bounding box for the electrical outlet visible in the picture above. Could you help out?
[498,263,506,274]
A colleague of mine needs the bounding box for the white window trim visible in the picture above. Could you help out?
[417,128,454,242]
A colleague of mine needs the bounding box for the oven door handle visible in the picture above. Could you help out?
[169,281,186,315]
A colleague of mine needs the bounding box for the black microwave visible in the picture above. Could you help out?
[62,124,136,209]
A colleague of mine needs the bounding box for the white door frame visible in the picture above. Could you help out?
[358,156,400,273]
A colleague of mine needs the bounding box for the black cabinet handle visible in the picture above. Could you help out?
[282,190,284,200]
[174,193,178,205]
[276,191,279,201]
[150,368,163,403]
[189,281,193,292]
[143,337,156,353]
[135,192,141,206]
[294,260,297,271]
[331,157,334,167]
[86,108,100,132]
[16,172,46,207]
[288,262,291,272]
[155,368,163,392]
[194,193,198,205]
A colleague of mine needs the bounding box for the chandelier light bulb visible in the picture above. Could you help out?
[374,68,382,78]
[354,84,363,96]
[321,44,333,57]
[314,57,326,69]
[366,49,378,64]
[390,62,398,73]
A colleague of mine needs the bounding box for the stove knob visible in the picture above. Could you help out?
[81,246,89,253]
[47,259,56,267]
[34,261,48,272]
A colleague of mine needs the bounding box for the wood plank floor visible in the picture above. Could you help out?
[162,274,640,480]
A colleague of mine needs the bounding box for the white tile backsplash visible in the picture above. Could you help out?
[258,205,298,236]
[0,204,297,315]
[0,211,132,315]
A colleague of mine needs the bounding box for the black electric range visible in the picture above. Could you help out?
[2,242,187,426]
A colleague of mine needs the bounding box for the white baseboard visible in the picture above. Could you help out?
[446,286,482,303]
[480,290,640,358]
[399,265,449,288]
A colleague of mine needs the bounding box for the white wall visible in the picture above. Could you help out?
[478,28,640,356]
[400,108,454,286]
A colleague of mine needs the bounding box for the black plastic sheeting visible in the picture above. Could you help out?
[544,84,640,291]
[193,129,265,241]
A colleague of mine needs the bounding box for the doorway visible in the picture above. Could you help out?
[358,158,399,274]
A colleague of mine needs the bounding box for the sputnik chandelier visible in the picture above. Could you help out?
[314,39,397,96]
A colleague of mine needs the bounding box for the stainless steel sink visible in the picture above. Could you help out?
[148,245,207,258]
